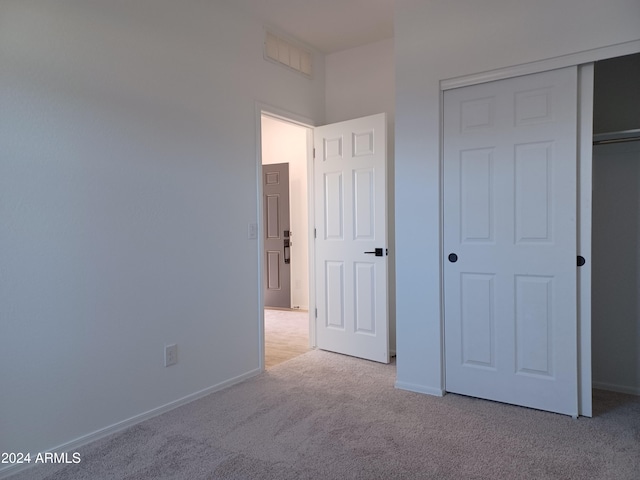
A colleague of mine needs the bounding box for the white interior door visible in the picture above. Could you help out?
[443,67,579,416]
[314,113,389,363]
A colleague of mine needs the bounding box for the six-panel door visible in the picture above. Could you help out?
[443,68,579,416]
[314,113,389,364]
[263,163,291,308]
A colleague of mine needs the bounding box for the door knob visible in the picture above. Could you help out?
[364,248,385,257]
[448,253,458,263]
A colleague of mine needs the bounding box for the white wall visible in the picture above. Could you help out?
[394,0,640,393]
[592,142,640,394]
[261,115,310,309]
[325,38,394,125]
[594,53,640,134]
[325,38,396,352]
[0,0,324,462]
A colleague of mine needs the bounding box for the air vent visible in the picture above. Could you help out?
[265,31,312,78]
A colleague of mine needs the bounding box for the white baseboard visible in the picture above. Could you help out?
[395,380,445,397]
[593,381,640,396]
[0,368,262,480]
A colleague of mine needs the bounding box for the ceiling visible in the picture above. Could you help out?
[229,0,394,54]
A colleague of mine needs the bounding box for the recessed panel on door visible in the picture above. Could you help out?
[267,251,281,290]
[353,168,375,240]
[515,142,553,243]
[461,273,495,369]
[325,261,345,330]
[461,96,495,132]
[515,275,553,377]
[324,137,343,161]
[266,194,281,239]
[324,172,344,240]
[266,171,280,184]
[354,262,376,335]
[461,149,494,243]
[515,88,553,125]
[352,131,374,157]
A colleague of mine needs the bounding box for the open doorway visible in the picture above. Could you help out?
[258,109,394,368]
[260,112,313,368]
[591,52,640,397]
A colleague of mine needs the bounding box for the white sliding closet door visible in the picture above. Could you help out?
[443,67,579,416]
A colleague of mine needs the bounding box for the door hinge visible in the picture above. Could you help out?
[313,148,316,159]
[315,308,317,318]
[314,228,317,239]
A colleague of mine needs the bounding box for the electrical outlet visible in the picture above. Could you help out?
[165,344,178,367]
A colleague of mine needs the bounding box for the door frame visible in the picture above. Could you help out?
[255,102,316,371]
[439,39,640,417]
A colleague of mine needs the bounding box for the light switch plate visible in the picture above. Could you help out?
[165,344,177,367]
[248,223,258,239]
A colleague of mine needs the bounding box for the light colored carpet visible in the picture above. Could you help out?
[9,350,640,479]
[264,309,310,368]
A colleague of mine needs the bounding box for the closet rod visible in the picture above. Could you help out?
[593,136,640,145]
[593,129,640,146]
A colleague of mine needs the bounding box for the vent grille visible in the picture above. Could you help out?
[265,31,312,78]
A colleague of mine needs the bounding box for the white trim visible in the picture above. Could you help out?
[0,369,262,480]
[441,39,640,90]
[305,126,317,348]
[593,382,640,396]
[578,63,594,418]
[254,103,266,372]
[258,102,317,129]
[438,81,447,393]
[395,381,445,397]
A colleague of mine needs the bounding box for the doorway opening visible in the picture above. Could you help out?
[591,52,640,398]
[260,112,314,369]
[258,109,393,368]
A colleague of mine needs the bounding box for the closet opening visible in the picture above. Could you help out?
[591,52,640,397]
